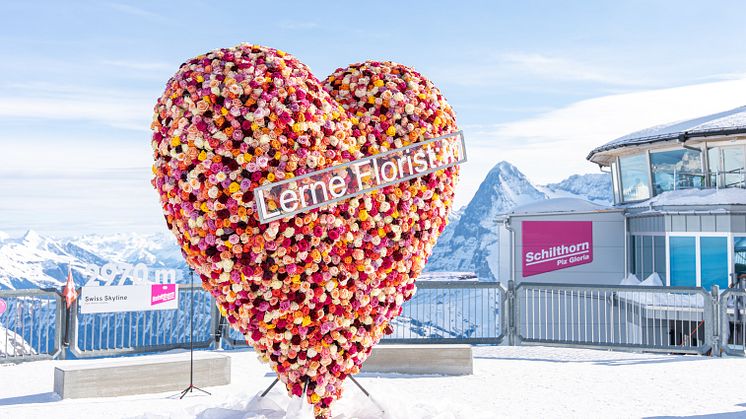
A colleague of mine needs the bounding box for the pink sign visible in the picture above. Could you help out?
[522,221,593,277]
[151,284,177,306]
[0,298,6,315]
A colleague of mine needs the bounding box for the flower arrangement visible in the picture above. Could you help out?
[151,43,459,418]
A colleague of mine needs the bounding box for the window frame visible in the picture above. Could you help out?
[666,232,734,288]
[628,233,666,281]
[617,151,654,203]
[648,147,704,194]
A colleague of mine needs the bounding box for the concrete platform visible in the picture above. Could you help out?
[54,351,231,399]
[361,344,473,375]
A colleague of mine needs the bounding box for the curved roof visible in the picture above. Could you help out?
[587,106,746,162]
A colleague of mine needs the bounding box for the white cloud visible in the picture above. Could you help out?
[429,51,652,88]
[499,52,644,86]
[0,82,152,131]
[454,77,746,208]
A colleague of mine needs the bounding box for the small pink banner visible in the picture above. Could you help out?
[522,221,593,277]
[151,284,177,306]
[0,298,6,315]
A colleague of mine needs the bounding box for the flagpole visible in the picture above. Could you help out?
[62,264,78,352]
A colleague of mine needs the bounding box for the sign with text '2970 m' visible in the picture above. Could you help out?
[79,284,179,314]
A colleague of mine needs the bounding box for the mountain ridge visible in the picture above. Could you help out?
[425,161,611,279]
[0,162,611,289]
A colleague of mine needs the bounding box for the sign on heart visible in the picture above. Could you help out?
[151,44,460,418]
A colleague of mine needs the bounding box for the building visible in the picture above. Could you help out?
[499,105,746,289]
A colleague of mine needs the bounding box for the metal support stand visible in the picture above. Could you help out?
[178,270,211,399]
[348,375,370,397]
[260,378,280,397]
[259,375,382,412]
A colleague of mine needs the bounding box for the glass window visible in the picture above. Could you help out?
[654,236,666,279]
[670,236,696,287]
[734,237,746,282]
[619,154,651,202]
[700,237,728,291]
[649,149,702,194]
[719,147,745,188]
[611,161,621,204]
[642,236,653,279]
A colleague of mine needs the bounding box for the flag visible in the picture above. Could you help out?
[63,266,78,309]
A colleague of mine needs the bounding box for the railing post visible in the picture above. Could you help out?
[212,305,224,350]
[58,287,70,360]
[507,280,516,346]
[710,285,720,356]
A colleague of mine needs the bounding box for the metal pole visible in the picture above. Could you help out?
[190,271,194,387]
[178,270,210,399]
[349,376,370,397]
[260,378,280,397]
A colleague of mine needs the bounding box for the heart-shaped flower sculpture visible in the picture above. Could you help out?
[151,44,459,418]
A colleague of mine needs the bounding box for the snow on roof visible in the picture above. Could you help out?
[588,106,746,161]
[508,197,612,216]
[628,188,746,208]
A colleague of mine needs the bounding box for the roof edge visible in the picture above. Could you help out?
[586,126,746,163]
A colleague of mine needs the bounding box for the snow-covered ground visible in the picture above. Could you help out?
[2,346,746,419]
[0,325,35,357]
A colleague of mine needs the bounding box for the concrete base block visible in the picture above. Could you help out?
[54,351,230,399]
[361,344,473,375]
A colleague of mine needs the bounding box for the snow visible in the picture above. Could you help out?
[0,325,36,357]
[0,230,187,290]
[417,272,477,281]
[619,273,641,286]
[3,346,746,418]
[508,197,610,216]
[589,105,746,158]
[628,188,746,208]
[538,173,612,206]
[639,272,664,287]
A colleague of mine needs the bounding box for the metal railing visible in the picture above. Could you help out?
[383,281,504,344]
[0,288,64,363]
[662,168,746,192]
[8,279,746,363]
[511,282,714,354]
[220,316,248,348]
[719,288,746,356]
[68,284,219,358]
[219,281,505,347]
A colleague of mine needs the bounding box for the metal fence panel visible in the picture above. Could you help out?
[69,284,217,358]
[220,281,506,347]
[719,288,746,356]
[4,279,739,362]
[383,281,504,344]
[0,289,63,363]
[514,282,713,354]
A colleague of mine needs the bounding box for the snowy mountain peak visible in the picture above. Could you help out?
[540,173,612,204]
[0,231,188,290]
[488,160,523,177]
[21,230,44,246]
[426,162,612,280]
[426,162,546,279]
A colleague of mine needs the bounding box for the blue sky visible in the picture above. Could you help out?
[2,0,746,236]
